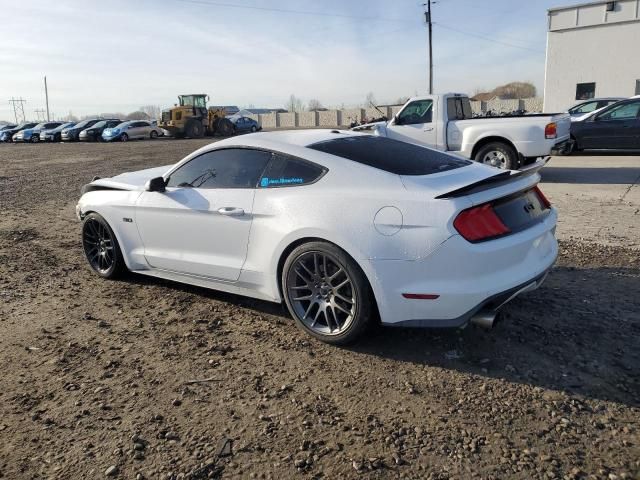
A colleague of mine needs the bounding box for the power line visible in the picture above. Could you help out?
[175,0,412,23]
[434,22,545,54]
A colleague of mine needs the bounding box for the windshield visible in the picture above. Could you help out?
[113,122,130,129]
[33,123,48,129]
[60,122,75,129]
[91,121,107,128]
[74,120,91,129]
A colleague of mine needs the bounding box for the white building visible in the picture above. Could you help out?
[543,0,640,112]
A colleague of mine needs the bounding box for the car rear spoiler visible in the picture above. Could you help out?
[435,157,549,199]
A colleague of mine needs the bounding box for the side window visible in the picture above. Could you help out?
[166,149,271,189]
[571,101,598,114]
[447,98,467,120]
[597,101,640,121]
[259,153,326,188]
[140,121,150,127]
[396,100,433,125]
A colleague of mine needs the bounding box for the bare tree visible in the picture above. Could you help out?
[285,94,304,113]
[365,92,377,107]
[126,111,150,120]
[307,99,323,111]
[140,105,161,120]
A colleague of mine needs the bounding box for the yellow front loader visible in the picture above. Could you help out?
[159,94,234,138]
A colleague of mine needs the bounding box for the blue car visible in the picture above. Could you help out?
[231,116,261,134]
[0,122,38,142]
[41,122,76,142]
[13,121,63,143]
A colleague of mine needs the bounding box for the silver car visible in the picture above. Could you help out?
[101,120,163,142]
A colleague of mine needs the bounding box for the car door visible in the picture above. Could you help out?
[138,121,152,138]
[385,98,438,148]
[134,148,271,281]
[582,100,640,149]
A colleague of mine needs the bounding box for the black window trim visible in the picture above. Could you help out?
[165,146,328,190]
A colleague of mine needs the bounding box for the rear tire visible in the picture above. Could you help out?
[82,213,126,279]
[31,135,39,143]
[475,142,517,170]
[250,125,257,133]
[216,118,234,137]
[282,241,373,345]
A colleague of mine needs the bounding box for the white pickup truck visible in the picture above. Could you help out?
[357,93,571,170]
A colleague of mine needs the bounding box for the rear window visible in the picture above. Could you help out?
[308,136,470,175]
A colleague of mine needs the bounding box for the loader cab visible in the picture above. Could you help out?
[179,94,209,118]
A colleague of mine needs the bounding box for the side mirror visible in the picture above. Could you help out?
[145,176,166,192]
[394,115,403,125]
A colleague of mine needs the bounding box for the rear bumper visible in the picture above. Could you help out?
[369,208,558,328]
[550,139,573,156]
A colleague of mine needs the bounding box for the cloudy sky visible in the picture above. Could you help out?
[1,0,563,120]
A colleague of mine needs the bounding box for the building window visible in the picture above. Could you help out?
[575,83,596,100]
[636,80,640,95]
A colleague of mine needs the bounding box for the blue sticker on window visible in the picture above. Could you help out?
[260,177,304,187]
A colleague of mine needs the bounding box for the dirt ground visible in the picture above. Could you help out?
[0,140,638,480]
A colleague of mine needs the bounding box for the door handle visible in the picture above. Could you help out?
[217,207,245,216]
[424,127,434,132]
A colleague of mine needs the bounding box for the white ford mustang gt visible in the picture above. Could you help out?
[77,130,558,344]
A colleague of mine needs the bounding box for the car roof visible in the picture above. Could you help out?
[221,129,367,148]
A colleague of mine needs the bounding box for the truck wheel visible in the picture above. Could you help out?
[185,120,204,138]
[216,118,234,137]
[475,142,517,170]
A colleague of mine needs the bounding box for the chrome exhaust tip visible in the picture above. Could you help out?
[470,310,498,329]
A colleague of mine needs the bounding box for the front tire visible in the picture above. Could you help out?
[31,135,39,143]
[282,241,373,345]
[120,133,129,142]
[82,213,126,279]
[475,141,517,170]
[150,130,158,139]
[185,120,204,138]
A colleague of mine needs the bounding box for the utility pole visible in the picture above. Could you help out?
[44,76,50,121]
[34,108,47,121]
[8,97,27,123]
[424,1,435,94]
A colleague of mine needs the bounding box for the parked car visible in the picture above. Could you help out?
[41,122,76,142]
[76,130,557,345]
[61,119,101,142]
[570,97,640,151]
[354,93,571,170]
[0,122,38,142]
[567,97,625,121]
[231,116,260,134]
[79,119,122,142]
[0,123,17,132]
[102,120,163,142]
[13,121,63,143]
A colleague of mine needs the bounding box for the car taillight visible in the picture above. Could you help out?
[545,122,557,139]
[453,203,510,242]
[533,185,551,209]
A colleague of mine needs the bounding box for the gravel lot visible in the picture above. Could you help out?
[0,140,638,480]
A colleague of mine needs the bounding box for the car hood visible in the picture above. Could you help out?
[88,165,173,191]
